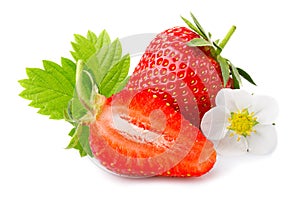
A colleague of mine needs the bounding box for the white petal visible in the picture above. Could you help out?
[249,95,279,124]
[214,132,248,156]
[216,89,252,112]
[247,125,277,155]
[201,106,230,140]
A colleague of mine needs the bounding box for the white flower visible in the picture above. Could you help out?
[200,89,278,156]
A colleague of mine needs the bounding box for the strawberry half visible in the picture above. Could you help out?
[89,90,216,177]
[126,13,254,127]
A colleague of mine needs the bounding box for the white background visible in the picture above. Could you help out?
[1,0,299,208]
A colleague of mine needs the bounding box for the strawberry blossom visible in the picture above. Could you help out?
[201,89,278,156]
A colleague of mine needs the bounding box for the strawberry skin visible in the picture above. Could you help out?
[126,26,232,127]
[89,90,216,177]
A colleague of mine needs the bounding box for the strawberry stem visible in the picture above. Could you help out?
[216,25,236,55]
[75,60,94,114]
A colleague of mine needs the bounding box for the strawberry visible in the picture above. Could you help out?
[89,89,216,177]
[126,13,250,127]
[20,17,255,178]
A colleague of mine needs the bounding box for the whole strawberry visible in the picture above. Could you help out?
[126,13,255,126]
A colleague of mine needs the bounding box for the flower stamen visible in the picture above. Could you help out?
[227,108,259,141]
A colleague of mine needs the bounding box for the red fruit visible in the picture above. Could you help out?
[126,26,232,127]
[89,90,216,177]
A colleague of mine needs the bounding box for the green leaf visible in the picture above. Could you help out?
[66,124,93,157]
[237,68,257,86]
[115,76,130,94]
[232,70,241,89]
[68,61,99,122]
[230,62,242,89]
[95,30,111,50]
[181,16,202,35]
[217,55,230,87]
[190,12,209,40]
[71,30,111,62]
[66,126,87,157]
[68,127,76,137]
[187,38,212,47]
[87,30,98,43]
[63,103,74,123]
[67,94,88,122]
[71,35,95,62]
[86,38,122,87]
[208,32,212,39]
[66,128,80,150]
[78,125,93,157]
[19,58,76,119]
[75,60,96,111]
[99,54,130,97]
[212,41,222,55]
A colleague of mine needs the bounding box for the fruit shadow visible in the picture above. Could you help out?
[94,155,263,184]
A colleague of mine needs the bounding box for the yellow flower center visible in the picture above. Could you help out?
[227,108,259,141]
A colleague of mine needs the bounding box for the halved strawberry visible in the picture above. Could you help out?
[89,90,216,177]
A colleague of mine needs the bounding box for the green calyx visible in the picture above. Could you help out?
[181,12,256,88]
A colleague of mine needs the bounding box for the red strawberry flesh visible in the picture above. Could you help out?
[89,90,216,177]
